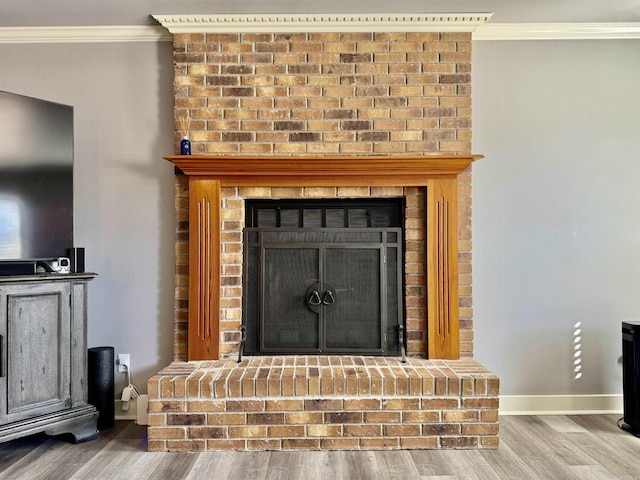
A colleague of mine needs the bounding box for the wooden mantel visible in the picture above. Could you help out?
[164,154,482,361]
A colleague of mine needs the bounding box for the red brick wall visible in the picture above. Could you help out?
[171,31,474,360]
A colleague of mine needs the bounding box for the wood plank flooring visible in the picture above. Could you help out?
[1,415,639,479]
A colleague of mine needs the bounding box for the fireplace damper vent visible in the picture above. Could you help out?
[242,199,405,357]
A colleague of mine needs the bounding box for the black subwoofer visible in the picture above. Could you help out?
[88,346,115,431]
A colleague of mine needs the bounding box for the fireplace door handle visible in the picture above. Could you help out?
[305,283,337,313]
[305,283,323,314]
[308,290,322,306]
[322,291,335,305]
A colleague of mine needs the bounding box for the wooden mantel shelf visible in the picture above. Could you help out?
[164,154,482,185]
[164,153,482,361]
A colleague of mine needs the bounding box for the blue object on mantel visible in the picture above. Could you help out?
[180,137,191,155]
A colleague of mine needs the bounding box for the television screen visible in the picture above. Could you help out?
[0,91,74,262]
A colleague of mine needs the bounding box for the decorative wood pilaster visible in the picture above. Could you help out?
[426,178,460,359]
[188,177,220,361]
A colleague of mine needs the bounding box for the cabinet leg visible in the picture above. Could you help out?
[43,408,99,443]
[1,405,99,444]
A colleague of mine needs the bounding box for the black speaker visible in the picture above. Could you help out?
[67,247,85,273]
[88,346,115,431]
[622,322,640,433]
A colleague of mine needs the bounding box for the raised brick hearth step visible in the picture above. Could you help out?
[147,356,499,452]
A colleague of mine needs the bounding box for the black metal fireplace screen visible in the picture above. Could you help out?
[242,199,405,356]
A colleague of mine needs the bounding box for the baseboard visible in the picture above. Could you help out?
[500,394,623,415]
[116,394,622,419]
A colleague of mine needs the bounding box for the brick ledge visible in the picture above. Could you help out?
[147,356,499,451]
[150,356,498,399]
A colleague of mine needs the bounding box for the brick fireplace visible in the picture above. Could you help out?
[147,14,499,452]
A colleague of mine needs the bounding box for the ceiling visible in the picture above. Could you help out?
[1,0,639,28]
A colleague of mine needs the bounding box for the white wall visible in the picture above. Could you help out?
[472,39,640,397]
[0,41,176,395]
[2,36,639,404]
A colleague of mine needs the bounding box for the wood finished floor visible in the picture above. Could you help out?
[1,415,639,479]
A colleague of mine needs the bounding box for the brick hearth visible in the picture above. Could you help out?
[148,357,498,451]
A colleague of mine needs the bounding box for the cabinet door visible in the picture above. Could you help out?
[0,282,71,424]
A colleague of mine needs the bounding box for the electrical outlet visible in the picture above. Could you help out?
[118,353,130,373]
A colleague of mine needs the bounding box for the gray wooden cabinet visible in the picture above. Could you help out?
[0,273,99,443]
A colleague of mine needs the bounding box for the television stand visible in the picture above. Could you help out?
[0,273,99,444]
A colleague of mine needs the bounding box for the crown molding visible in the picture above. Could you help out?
[1,19,639,44]
[474,22,640,40]
[0,25,171,44]
[151,13,493,34]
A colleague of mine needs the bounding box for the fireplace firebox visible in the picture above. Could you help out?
[242,199,405,357]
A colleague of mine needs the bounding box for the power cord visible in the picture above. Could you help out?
[36,261,54,273]
[120,364,140,411]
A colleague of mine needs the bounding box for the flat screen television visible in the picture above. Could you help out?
[0,91,74,263]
